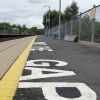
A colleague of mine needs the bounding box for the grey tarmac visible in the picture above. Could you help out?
[14,36,100,100]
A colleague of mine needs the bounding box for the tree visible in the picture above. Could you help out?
[12,24,17,28]
[43,10,64,28]
[0,23,12,33]
[81,15,91,41]
[64,1,79,21]
[43,1,79,28]
[22,25,27,32]
[50,10,59,27]
[17,25,22,34]
[0,22,44,35]
[70,1,79,18]
[64,6,72,21]
[27,27,44,35]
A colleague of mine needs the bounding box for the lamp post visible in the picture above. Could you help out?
[43,5,51,30]
[58,0,61,39]
[48,5,51,30]
[4,17,6,34]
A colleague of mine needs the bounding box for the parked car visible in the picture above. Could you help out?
[52,31,59,39]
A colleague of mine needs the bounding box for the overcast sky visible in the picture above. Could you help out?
[0,0,100,28]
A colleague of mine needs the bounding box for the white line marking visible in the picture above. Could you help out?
[20,67,75,81]
[33,42,47,45]
[26,59,68,67]
[31,46,53,51]
[19,59,97,100]
[19,82,97,100]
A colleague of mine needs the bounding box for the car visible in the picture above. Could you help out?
[52,31,59,39]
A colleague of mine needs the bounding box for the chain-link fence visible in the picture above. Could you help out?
[94,5,100,43]
[45,5,100,43]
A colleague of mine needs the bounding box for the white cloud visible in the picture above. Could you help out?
[0,0,100,28]
[28,0,47,4]
[14,16,44,28]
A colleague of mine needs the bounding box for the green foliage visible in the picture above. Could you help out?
[0,23,44,35]
[70,1,79,18]
[80,15,92,41]
[64,6,72,21]
[94,21,100,42]
[43,1,79,28]
[95,21,100,34]
[43,10,64,28]
[28,27,44,35]
[64,1,79,21]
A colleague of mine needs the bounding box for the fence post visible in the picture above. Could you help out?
[91,20,95,42]
[4,17,6,34]
[64,22,66,36]
[79,13,82,41]
[91,5,96,42]
[71,19,73,35]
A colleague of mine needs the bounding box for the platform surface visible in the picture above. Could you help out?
[0,36,35,79]
[13,36,100,100]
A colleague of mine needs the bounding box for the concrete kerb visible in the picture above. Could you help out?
[0,36,37,100]
[79,41,100,48]
[0,37,35,79]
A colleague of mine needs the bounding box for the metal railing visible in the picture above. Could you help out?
[45,5,100,43]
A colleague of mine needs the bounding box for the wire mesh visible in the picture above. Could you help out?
[94,6,100,43]
[72,17,80,36]
[80,11,92,41]
[45,5,100,43]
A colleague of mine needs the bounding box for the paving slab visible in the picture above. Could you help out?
[0,36,37,100]
[80,41,100,48]
[0,36,35,79]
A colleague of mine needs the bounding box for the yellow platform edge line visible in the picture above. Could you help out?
[0,36,37,100]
